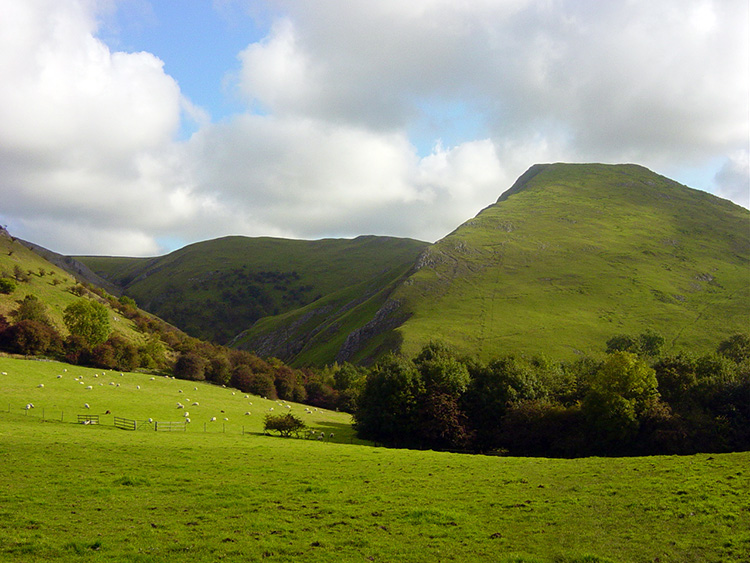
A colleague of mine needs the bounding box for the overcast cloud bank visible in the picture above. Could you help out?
[0,0,747,256]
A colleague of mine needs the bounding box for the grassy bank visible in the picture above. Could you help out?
[1,357,748,562]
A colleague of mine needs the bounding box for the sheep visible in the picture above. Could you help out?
[210,416,216,422]
[184,412,190,417]
[176,403,184,409]
[148,418,154,423]
[232,392,235,396]
[136,385,140,390]
[223,417,229,421]
[116,383,120,387]
[79,381,84,385]
[178,389,183,393]
[329,433,334,440]
[192,402,199,406]
[37,383,44,388]
[185,418,191,423]
[194,387,198,391]
[150,377,155,381]
[109,382,115,386]
[86,385,93,390]
[244,411,251,415]
[269,407,274,411]
[93,373,99,378]
[63,368,67,372]
[1,372,7,375]
[25,404,32,410]
[84,403,90,409]
[56,375,62,379]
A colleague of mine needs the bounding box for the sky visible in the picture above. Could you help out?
[0,0,748,257]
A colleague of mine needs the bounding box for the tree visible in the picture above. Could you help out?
[14,295,51,325]
[63,299,110,347]
[0,319,61,356]
[717,334,750,364]
[354,354,424,444]
[264,413,306,437]
[174,351,206,381]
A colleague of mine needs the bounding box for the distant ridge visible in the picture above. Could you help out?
[73,163,749,366]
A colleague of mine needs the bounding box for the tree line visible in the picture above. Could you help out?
[351,333,750,457]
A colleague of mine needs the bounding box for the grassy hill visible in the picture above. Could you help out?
[337,163,750,363]
[2,356,748,562]
[0,229,146,346]
[77,235,428,346]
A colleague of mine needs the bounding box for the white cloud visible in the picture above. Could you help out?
[0,0,746,256]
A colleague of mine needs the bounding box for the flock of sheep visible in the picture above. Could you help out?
[11,367,334,440]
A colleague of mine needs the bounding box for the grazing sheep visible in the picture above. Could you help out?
[116,383,120,387]
[317,435,324,441]
[94,374,99,378]
[244,412,251,415]
[84,403,90,409]
[329,433,334,440]
[176,403,184,409]
[150,377,155,381]
[194,387,198,391]
[184,412,190,417]
[86,385,93,390]
[25,404,32,410]
[37,383,44,388]
[1,372,6,375]
[224,417,229,421]
[109,382,115,386]
[269,407,274,411]
[57,374,62,378]
[63,369,67,372]
[185,418,191,423]
[178,389,183,393]
[136,385,140,390]
[192,402,199,406]
[148,418,153,423]
[79,381,84,385]
[210,417,216,422]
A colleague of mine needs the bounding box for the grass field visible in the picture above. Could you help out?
[1,356,749,562]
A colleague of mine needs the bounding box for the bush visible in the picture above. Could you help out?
[0,319,62,356]
[263,413,306,437]
[0,277,16,294]
[174,352,207,381]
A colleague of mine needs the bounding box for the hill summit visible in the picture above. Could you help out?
[242,163,747,365]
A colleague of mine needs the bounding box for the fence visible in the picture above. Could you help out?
[154,420,186,432]
[77,414,99,424]
[114,416,136,431]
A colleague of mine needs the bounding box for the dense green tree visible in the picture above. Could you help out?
[354,354,424,444]
[716,334,750,364]
[14,295,51,325]
[174,351,207,381]
[63,299,110,347]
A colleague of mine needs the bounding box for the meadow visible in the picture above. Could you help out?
[1,356,749,562]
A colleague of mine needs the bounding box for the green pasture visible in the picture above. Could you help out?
[2,357,749,562]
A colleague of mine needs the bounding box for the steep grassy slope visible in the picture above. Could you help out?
[341,163,749,362]
[77,236,429,345]
[0,230,146,345]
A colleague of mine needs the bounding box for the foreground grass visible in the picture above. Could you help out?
[1,359,749,562]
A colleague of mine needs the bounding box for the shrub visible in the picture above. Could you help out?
[263,413,306,437]
[0,277,16,294]
[0,319,62,356]
[174,352,207,381]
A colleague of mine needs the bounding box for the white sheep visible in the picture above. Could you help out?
[86,385,93,390]
[269,407,274,411]
[176,403,184,409]
[224,417,229,421]
[56,375,62,379]
[184,412,190,417]
[148,418,154,423]
[37,383,44,388]
[1,372,7,375]
[79,381,84,385]
[185,418,191,423]
[244,412,251,415]
[84,403,90,409]
[210,416,216,422]
[178,389,183,393]
[25,404,32,410]
[192,402,199,406]
[150,377,155,381]
[136,385,140,390]
[194,387,197,391]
